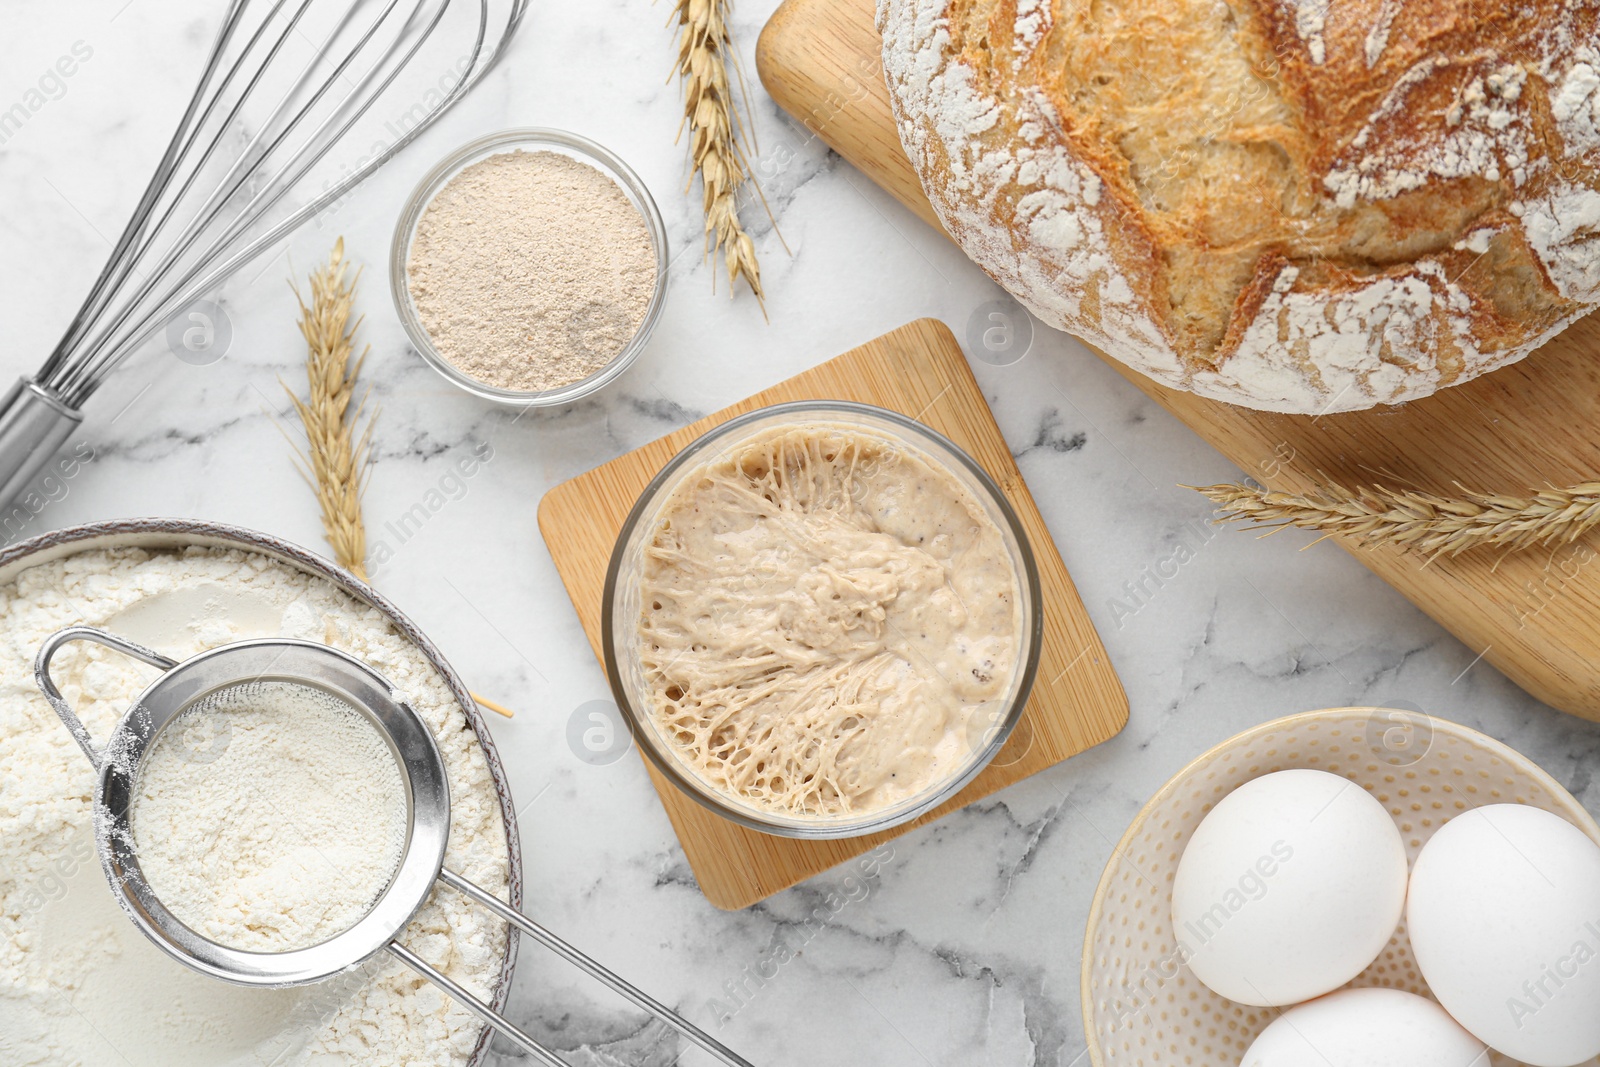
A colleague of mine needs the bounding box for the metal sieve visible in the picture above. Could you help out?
[37,626,752,1067]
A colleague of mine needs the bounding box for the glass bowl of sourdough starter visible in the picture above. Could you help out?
[390,128,669,406]
[603,401,1043,840]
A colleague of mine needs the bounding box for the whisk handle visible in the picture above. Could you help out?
[35,625,179,768]
[385,941,569,1067]
[438,867,758,1067]
[0,378,83,509]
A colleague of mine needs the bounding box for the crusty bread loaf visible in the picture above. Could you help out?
[878,0,1600,413]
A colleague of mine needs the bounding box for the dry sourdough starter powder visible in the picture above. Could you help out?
[0,548,509,1067]
[406,149,657,392]
[131,682,409,953]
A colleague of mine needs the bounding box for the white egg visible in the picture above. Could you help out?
[1170,768,1408,1006]
[1240,987,1488,1066]
[1408,804,1600,1067]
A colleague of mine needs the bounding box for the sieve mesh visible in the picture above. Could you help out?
[130,680,409,954]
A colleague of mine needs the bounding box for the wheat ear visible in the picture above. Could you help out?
[282,242,513,719]
[285,238,374,580]
[672,0,771,311]
[1190,479,1600,556]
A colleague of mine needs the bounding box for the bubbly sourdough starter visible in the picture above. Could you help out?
[638,423,1023,818]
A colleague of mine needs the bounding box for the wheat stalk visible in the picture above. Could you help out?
[1191,478,1600,556]
[284,238,374,581]
[671,0,772,311]
[282,241,513,719]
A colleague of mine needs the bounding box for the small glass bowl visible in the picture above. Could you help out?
[602,401,1044,840]
[390,128,669,406]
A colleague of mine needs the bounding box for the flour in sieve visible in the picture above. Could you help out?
[132,682,409,953]
[406,149,657,393]
[0,547,510,1066]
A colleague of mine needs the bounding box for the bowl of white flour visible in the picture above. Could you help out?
[0,518,521,1067]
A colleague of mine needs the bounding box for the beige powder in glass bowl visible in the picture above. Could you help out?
[395,130,667,404]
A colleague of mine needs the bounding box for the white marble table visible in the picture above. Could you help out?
[3,3,1599,1064]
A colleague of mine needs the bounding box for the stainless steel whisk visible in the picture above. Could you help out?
[0,0,529,504]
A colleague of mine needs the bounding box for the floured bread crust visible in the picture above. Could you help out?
[879,0,1600,413]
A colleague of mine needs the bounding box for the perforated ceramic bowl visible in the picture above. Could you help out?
[1081,707,1600,1067]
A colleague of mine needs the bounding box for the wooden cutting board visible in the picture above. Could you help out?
[758,0,1600,720]
[539,319,1127,909]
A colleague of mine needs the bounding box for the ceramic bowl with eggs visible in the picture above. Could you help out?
[1081,706,1600,1067]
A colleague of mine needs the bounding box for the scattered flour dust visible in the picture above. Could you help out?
[132,682,409,953]
[0,547,510,1067]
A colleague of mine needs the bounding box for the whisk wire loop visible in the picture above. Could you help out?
[37,0,527,410]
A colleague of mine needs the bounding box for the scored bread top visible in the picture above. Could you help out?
[879,0,1600,413]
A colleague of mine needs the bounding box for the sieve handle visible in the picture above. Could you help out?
[35,625,178,769]
[386,941,570,1067]
[437,867,757,1067]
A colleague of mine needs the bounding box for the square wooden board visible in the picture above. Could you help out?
[539,318,1129,909]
